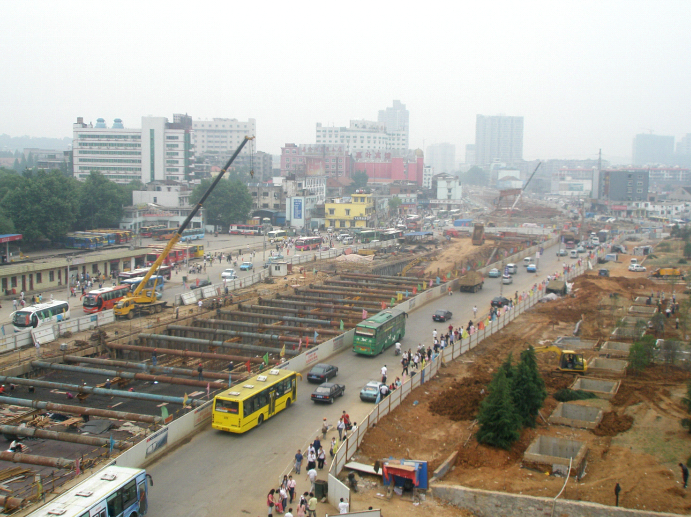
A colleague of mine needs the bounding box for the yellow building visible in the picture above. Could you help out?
[325,192,375,228]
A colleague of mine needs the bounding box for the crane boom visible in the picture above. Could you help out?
[131,136,254,297]
[509,161,541,211]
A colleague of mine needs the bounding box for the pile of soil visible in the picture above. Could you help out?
[429,376,491,421]
[592,412,634,436]
[455,428,537,469]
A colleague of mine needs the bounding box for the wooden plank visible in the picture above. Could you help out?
[344,461,382,476]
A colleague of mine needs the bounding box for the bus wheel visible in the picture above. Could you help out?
[257,414,264,426]
[286,399,291,409]
[127,312,134,320]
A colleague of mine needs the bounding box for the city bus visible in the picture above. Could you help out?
[61,234,99,250]
[82,231,116,245]
[145,247,188,266]
[379,229,403,242]
[11,300,71,333]
[122,276,165,297]
[295,236,322,251]
[82,285,130,314]
[449,209,461,218]
[152,227,176,240]
[267,230,287,243]
[229,224,264,235]
[93,229,133,244]
[187,244,205,258]
[180,228,205,241]
[27,465,153,517]
[359,230,379,243]
[212,369,298,433]
[437,209,449,219]
[353,308,407,355]
[119,265,172,281]
[139,225,166,237]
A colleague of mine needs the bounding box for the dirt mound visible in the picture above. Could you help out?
[429,376,490,421]
[592,412,634,436]
[542,375,573,392]
[456,428,536,469]
[666,486,687,498]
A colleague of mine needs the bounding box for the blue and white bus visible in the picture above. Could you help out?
[11,300,70,333]
[180,228,205,241]
[122,276,165,298]
[28,465,153,517]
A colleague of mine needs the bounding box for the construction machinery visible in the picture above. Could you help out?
[458,271,484,293]
[650,267,684,280]
[534,345,588,374]
[471,224,485,245]
[114,136,254,319]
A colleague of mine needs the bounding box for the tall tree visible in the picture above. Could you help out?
[388,196,402,215]
[346,171,369,194]
[461,166,489,186]
[476,368,522,449]
[511,346,547,428]
[77,171,125,230]
[188,178,252,228]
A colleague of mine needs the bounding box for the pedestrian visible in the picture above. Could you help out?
[681,463,689,489]
[285,508,294,517]
[317,446,326,469]
[401,356,409,376]
[294,449,303,474]
[433,328,437,340]
[152,350,157,367]
[288,475,296,503]
[338,497,349,514]
[306,468,318,495]
[337,417,345,441]
[307,492,318,517]
[321,418,329,439]
[198,299,203,312]
[197,363,203,381]
[330,437,337,459]
[12,299,17,310]
[381,364,387,384]
[306,448,316,471]
[267,488,276,517]
[473,305,477,318]
[614,483,621,506]
[280,486,288,512]
[34,341,40,357]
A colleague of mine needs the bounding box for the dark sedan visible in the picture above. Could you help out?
[191,279,212,290]
[491,296,511,308]
[307,363,338,383]
[432,309,452,322]
[311,382,345,404]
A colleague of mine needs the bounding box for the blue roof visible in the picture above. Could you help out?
[404,232,434,237]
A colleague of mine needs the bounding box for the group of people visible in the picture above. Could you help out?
[12,291,53,308]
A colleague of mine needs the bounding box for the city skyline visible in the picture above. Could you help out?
[1,1,690,165]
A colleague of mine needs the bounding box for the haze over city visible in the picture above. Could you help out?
[2,0,690,163]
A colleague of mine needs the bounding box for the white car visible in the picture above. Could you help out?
[628,264,646,272]
[221,268,238,279]
[502,274,513,285]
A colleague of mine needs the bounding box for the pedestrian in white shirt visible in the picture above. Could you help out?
[338,497,349,514]
[380,364,387,384]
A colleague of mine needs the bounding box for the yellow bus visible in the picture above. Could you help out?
[187,244,205,258]
[212,369,297,433]
[267,230,287,243]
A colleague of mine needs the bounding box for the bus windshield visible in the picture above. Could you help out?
[12,311,34,328]
[82,295,100,307]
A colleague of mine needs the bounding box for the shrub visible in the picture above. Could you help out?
[553,389,597,402]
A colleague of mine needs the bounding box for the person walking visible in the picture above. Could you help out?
[197,363,203,381]
[681,463,689,489]
[306,468,318,495]
[381,364,387,384]
[338,497,349,514]
[306,448,316,471]
[337,417,345,441]
[267,488,276,517]
[287,475,296,503]
[473,305,477,318]
[317,446,326,469]
[330,437,337,459]
[294,449,303,474]
[307,492,318,517]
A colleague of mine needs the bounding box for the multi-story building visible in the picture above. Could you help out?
[378,100,409,149]
[599,169,650,202]
[192,118,255,155]
[281,143,350,180]
[430,173,463,210]
[132,181,194,207]
[72,115,194,184]
[354,152,425,185]
[119,205,205,233]
[285,194,321,230]
[632,133,674,165]
[247,182,285,212]
[325,192,375,229]
[474,115,524,167]
[389,181,419,214]
[422,165,434,189]
[23,148,70,172]
[426,143,456,174]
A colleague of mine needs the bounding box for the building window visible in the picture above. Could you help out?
[329,208,335,215]
[36,273,42,284]
[49,271,55,282]
[11,276,17,288]
[262,192,269,197]
[345,209,350,216]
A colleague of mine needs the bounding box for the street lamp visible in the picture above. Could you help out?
[66,256,73,301]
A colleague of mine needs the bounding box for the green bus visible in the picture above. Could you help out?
[359,230,379,243]
[353,308,407,355]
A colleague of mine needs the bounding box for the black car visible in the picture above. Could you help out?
[311,382,345,404]
[491,296,511,308]
[432,309,452,322]
[307,363,338,383]
[190,279,212,290]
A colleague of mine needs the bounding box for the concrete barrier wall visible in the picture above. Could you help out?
[431,485,682,517]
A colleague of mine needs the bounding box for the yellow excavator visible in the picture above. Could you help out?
[533,345,588,374]
[115,136,254,319]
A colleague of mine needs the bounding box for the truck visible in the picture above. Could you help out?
[458,271,484,293]
[651,267,684,279]
[471,224,485,245]
[545,280,567,295]
[115,136,254,319]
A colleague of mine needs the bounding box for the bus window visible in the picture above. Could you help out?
[215,399,239,414]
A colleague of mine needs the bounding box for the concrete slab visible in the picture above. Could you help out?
[553,336,598,350]
[523,436,588,477]
[599,341,632,358]
[610,326,646,341]
[628,305,657,316]
[588,357,628,377]
[570,377,620,400]
[549,402,603,429]
[619,316,650,328]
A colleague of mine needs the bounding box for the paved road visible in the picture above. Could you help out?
[145,242,570,516]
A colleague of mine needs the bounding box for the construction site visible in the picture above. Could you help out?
[351,238,691,516]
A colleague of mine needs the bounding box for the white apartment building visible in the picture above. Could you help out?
[72,115,193,184]
[192,118,256,154]
[422,165,434,189]
[430,173,463,209]
[316,120,408,153]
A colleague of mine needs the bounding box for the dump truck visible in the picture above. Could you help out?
[545,280,567,296]
[651,267,684,279]
[534,345,587,374]
[458,271,484,293]
[471,224,485,245]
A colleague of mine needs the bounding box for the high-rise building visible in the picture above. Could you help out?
[474,115,524,166]
[599,169,649,202]
[426,143,456,174]
[378,100,409,146]
[72,115,194,184]
[192,118,256,155]
[632,134,674,165]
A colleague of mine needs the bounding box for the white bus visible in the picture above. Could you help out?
[267,230,287,243]
[28,466,152,517]
[122,276,165,298]
[11,300,70,333]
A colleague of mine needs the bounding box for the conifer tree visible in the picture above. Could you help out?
[512,345,547,427]
[476,368,522,449]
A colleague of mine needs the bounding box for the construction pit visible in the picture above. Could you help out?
[552,336,598,350]
[352,267,691,515]
[570,378,621,399]
[628,304,658,316]
[610,326,646,341]
[586,357,628,377]
[548,402,604,429]
[598,341,632,358]
[523,435,588,477]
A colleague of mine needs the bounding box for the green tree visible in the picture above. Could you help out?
[4,169,80,243]
[461,166,489,186]
[476,368,522,449]
[346,171,369,194]
[511,346,547,428]
[681,380,691,433]
[77,171,125,230]
[388,196,402,215]
[188,178,252,228]
[628,334,657,374]
[117,179,145,207]
[498,352,515,381]
[684,242,691,258]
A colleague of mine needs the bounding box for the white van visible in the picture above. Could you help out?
[506,263,518,275]
[630,258,638,266]
[342,236,353,245]
[523,257,532,267]
[569,250,578,259]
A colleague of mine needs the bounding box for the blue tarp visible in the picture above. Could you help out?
[404,232,433,237]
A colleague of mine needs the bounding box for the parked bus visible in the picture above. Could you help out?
[353,308,406,355]
[82,285,130,314]
[295,236,322,251]
[122,276,165,297]
[180,228,205,241]
[145,247,188,266]
[229,224,264,235]
[119,265,172,281]
[359,230,379,243]
[82,231,116,245]
[93,229,133,244]
[11,300,70,333]
[212,369,298,433]
[380,229,403,242]
[449,209,461,218]
[139,225,166,237]
[60,234,99,250]
[267,230,287,243]
[27,465,152,517]
[152,227,176,240]
[437,209,449,218]
[187,244,205,258]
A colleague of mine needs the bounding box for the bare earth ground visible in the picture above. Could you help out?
[351,241,691,515]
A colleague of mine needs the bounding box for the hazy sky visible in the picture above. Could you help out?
[2,1,690,164]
